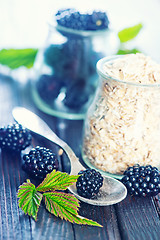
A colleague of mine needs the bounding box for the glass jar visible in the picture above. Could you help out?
[31,23,111,120]
[82,55,160,179]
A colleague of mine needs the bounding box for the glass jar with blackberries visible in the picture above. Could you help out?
[32,8,111,120]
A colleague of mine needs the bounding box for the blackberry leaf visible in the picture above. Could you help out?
[0,48,38,69]
[44,192,102,227]
[69,214,102,227]
[36,170,79,192]
[117,48,141,55]
[44,191,80,216]
[17,179,43,221]
[17,171,102,226]
[118,23,143,43]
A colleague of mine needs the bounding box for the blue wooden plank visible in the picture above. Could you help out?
[115,195,160,240]
[56,119,121,240]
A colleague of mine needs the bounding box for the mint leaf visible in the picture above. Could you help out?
[44,192,102,227]
[36,170,79,192]
[0,48,38,69]
[17,179,43,221]
[118,23,143,43]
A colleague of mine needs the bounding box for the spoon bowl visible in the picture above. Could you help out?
[12,107,127,205]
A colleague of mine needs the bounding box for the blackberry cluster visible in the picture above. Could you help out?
[56,8,109,30]
[41,39,97,109]
[22,146,59,180]
[0,123,32,151]
[121,165,160,197]
[36,9,108,110]
[76,169,103,199]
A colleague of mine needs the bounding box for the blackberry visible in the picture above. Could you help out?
[76,169,103,199]
[36,74,63,103]
[44,43,78,79]
[44,44,66,70]
[56,9,109,31]
[121,165,160,197]
[22,146,59,180]
[63,80,91,109]
[0,123,32,151]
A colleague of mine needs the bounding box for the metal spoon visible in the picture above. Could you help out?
[12,107,127,206]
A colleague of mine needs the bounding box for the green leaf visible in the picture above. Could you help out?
[44,192,102,227]
[44,191,80,216]
[118,23,143,43]
[17,179,43,221]
[36,170,79,192]
[117,48,141,55]
[0,48,38,69]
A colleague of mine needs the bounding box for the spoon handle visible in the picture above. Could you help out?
[12,107,84,175]
[41,127,84,175]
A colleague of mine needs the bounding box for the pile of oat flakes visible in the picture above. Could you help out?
[83,54,160,174]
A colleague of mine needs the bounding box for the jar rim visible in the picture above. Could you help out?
[96,55,160,88]
[48,21,110,37]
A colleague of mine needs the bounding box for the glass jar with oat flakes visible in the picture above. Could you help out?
[82,54,160,179]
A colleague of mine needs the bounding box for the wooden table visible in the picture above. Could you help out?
[1,74,160,240]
